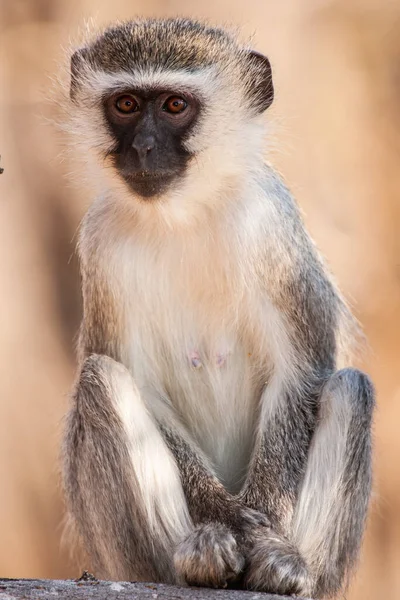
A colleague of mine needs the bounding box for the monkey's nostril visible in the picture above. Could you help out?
[132,135,156,158]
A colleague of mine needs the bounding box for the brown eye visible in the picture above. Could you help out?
[163,96,187,114]
[115,95,139,114]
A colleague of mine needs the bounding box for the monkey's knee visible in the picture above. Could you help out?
[78,354,136,406]
[76,354,148,434]
[323,367,375,419]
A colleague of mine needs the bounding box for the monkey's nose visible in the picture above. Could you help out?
[132,135,156,161]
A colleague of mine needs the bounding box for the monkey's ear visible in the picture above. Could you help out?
[70,47,89,101]
[244,50,274,113]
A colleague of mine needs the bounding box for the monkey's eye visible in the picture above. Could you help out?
[163,96,187,114]
[115,95,139,114]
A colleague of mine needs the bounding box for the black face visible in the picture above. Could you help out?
[103,88,200,198]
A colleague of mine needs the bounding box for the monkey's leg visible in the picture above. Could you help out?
[291,368,374,598]
[64,354,251,587]
[63,354,193,583]
[243,368,374,598]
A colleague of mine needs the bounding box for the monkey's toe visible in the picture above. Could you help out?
[174,523,245,588]
[244,529,312,596]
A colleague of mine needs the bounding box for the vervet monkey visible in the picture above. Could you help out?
[63,18,374,598]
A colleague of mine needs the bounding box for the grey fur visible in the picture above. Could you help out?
[62,17,375,599]
[70,19,273,113]
[295,368,375,597]
[63,355,182,582]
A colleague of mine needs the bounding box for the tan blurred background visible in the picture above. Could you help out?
[1,0,399,598]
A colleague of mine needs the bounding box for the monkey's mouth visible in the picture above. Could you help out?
[122,171,178,198]
[127,170,174,180]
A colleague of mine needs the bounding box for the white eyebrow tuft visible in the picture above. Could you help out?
[81,65,219,100]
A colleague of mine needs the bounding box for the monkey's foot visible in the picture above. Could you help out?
[244,529,312,596]
[174,523,245,588]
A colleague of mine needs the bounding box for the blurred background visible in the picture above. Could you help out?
[1,0,400,598]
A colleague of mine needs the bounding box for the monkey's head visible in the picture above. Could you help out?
[70,19,273,205]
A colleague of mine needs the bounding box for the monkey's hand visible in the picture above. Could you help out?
[243,527,313,596]
[174,502,270,588]
[197,497,313,596]
[174,523,244,588]
[226,503,312,596]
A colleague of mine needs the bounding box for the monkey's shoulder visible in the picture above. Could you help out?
[78,196,130,263]
[248,166,320,264]
[251,166,348,311]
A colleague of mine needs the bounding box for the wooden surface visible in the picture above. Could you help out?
[0,578,310,599]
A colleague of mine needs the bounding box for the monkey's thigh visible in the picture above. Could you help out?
[65,354,192,583]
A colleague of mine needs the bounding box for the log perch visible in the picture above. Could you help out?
[0,578,310,599]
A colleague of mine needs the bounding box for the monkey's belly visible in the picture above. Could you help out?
[130,337,264,494]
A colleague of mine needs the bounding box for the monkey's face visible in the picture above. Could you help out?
[68,19,274,207]
[103,88,200,198]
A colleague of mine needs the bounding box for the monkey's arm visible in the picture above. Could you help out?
[242,256,336,528]
[241,170,341,524]
[159,421,270,532]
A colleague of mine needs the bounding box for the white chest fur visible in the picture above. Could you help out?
[114,229,270,493]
